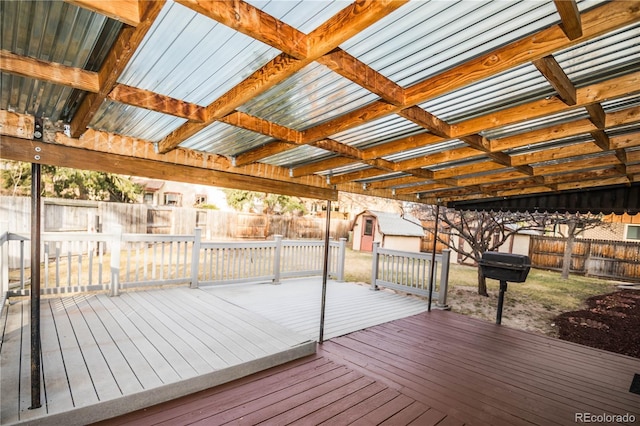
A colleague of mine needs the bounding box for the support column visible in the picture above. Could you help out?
[428,203,440,312]
[30,163,42,409]
[318,200,331,344]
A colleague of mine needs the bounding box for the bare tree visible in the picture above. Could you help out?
[408,204,544,296]
[409,203,611,293]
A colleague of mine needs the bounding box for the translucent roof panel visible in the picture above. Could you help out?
[419,63,551,123]
[91,100,186,142]
[119,1,279,106]
[330,115,425,149]
[180,122,273,156]
[340,0,572,88]
[238,63,377,130]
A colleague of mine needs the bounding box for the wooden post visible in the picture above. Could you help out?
[109,225,122,297]
[273,235,282,284]
[319,200,332,344]
[30,162,42,409]
[190,228,201,288]
[437,249,451,310]
[428,204,440,311]
[371,242,380,291]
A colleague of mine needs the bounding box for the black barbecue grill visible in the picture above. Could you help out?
[479,252,531,324]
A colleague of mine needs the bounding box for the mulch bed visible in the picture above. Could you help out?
[554,289,640,359]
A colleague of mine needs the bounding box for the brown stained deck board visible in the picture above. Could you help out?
[370,317,639,410]
[94,309,639,426]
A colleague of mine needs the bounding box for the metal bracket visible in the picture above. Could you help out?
[33,117,43,141]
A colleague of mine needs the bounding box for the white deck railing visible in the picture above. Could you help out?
[371,242,451,309]
[0,226,347,297]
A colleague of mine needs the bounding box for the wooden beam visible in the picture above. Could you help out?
[65,0,141,26]
[510,141,602,166]
[219,111,303,144]
[0,110,35,139]
[174,0,308,59]
[70,1,166,137]
[362,132,444,160]
[585,103,606,129]
[0,50,99,92]
[108,84,206,122]
[232,141,297,167]
[291,158,360,178]
[317,49,404,106]
[489,119,597,152]
[0,136,337,200]
[532,55,577,105]
[158,0,407,154]
[590,130,611,151]
[398,106,451,138]
[553,0,583,40]
[533,154,620,175]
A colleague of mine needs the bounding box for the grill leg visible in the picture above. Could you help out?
[496,280,508,325]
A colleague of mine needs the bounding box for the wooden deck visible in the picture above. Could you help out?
[96,310,640,426]
[206,277,431,341]
[0,287,316,425]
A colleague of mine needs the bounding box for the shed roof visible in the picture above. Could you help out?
[356,210,424,238]
[1,0,640,213]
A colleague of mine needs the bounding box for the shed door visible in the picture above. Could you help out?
[360,216,376,252]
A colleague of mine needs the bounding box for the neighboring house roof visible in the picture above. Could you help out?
[355,210,424,237]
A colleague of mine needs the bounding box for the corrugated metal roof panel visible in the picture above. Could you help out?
[382,140,467,162]
[180,122,273,156]
[555,22,640,86]
[0,1,119,121]
[420,64,551,123]
[262,145,336,167]
[481,109,591,139]
[330,115,424,149]
[238,63,377,130]
[118,1,279,106]
[91,101,186,142]
[341,0,574,87]
[245,1,348,33]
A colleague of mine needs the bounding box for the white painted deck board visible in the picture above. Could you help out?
[0,287,314,425]
[206,278,430,341]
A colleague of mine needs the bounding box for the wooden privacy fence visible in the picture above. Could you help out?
[529,236,640,282]
[371,242,451,308]
[0,226,347,297]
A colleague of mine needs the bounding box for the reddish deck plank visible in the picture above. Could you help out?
[94,310,639,426]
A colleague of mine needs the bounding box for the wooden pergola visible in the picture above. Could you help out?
[1,0,638,208]
[1,0,640,419]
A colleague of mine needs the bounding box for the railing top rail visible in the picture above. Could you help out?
[377,247,446,260]
[201,240,277,249]
[42,232,115,242]
[122,233,195,243]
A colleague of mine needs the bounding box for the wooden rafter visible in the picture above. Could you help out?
[157,0,408,154]
[65,0,141,26]
[108,84,207,122]
[0,50,99,92]
[532,55,577,105]
[553,0,583,40]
